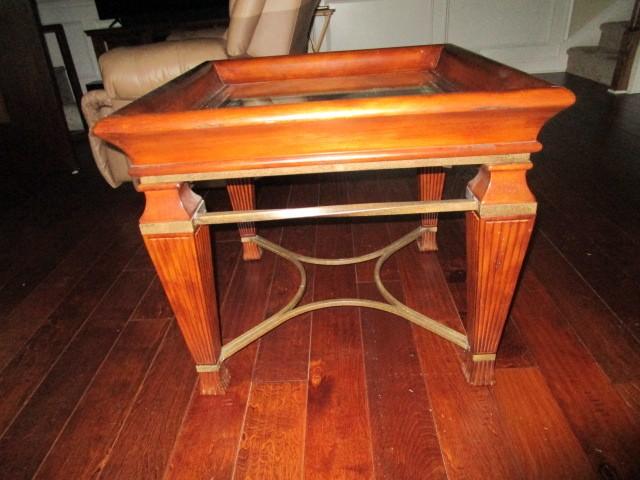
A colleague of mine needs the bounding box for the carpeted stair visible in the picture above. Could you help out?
[567,21,628,85]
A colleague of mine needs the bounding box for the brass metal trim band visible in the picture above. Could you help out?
[478,202,538,217]
[140,220,195,235]
[249,226,435,267]
[138,153,531,185]
[465,189,537,217]
[195,364,221,373]
[195,199,477,226]
[471,353,497,362]
[140,200,205,235]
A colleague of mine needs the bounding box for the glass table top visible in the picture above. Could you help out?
[219,84,441,108]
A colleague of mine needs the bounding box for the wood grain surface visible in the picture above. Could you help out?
[94,45,574,179]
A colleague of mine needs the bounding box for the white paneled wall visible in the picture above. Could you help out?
[321,0,435,51]
[443,0,574,72]
[323,0,574,72]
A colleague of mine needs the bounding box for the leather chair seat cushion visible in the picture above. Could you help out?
[100,38,228,100]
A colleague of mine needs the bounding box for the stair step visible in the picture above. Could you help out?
[599,21,629,51]
[566,46,619,86]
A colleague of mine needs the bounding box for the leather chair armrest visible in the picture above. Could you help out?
[99,37,228,101]
[81,89,127,188]
[81,88,112,129]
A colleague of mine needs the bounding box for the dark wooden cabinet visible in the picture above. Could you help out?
[0,0,76,200]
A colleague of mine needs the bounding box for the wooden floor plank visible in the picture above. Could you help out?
[531,164,640,284]
[528,232,640,382]
[0,218,137,371]
[131,240,242,322]
[614,380,640,417]
[533,192,640,341]
[220,180,316,478]
[436,216,535,369]
[512,270,640,478]
[387,217,523,479]
[359,281,447,480]
[96,322,196,479]
[101,226,244,479]
[131,277,173,321]
[0,226,143,435]
[253,178,319,383]
[493,367,595,479]
[213,241,244,305]
[164,183,289,480]
[0,203,106,318]
[164,348,257,480]
[33,319,169,479]
[0,187,140,318]
[304,176,375,480]
[347,172,400,284]
[434,216,468,320]
[0,269,153,480]
[234,382,307,479]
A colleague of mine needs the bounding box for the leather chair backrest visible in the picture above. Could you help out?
[226,0,320,57]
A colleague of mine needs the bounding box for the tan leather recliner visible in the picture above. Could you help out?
[82,0,320,187]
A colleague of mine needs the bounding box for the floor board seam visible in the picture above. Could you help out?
[30,268,154,478]
[0,233,140,441]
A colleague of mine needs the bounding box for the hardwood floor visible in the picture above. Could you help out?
[1,73,639,479]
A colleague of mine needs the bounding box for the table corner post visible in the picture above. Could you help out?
[226,178,262,261]
[417,166,446,251]
[138,181,229,395]
[463,160,536,385]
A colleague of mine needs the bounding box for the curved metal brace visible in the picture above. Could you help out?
[218,226,469,365]
[250,226,435,266]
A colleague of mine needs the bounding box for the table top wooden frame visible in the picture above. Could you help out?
[94,44,574,183]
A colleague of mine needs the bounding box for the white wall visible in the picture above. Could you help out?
[323,0,574,73]
[37,0,111,90]
[442,0,574,72]
[569,0,615,35]
[321,0,435,51]
[627,45,640,93]
[36,0,638,83]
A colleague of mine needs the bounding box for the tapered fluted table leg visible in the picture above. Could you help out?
[226,178,262,261]
[139,183,228,395]
[463,163,536,385]
[417,167,446,251]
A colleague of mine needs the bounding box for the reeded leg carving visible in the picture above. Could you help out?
[417,167,446,251]
[464,212,535,384]
[463,162,536,385]
[140,183,228,395]
[226,178,262,261]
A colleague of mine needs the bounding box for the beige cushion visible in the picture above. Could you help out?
[100,38,228,100]
[226,0,267,56]
[85,0,320,188]
[81,89,129,187]
[249,0,319,56]
[226,0,319,58]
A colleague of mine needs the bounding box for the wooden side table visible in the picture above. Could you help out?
[94,45,574,395]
